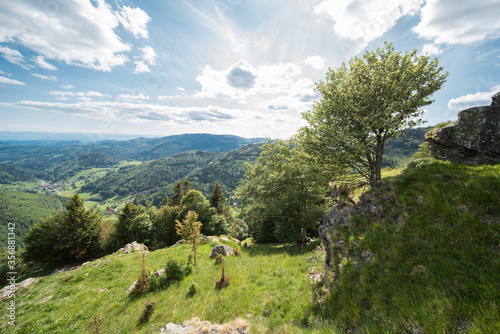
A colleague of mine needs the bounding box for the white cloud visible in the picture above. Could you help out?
[34,55,57,70]
[175,87,185,92]
[196,59,313,100]
[117,93,149,101]
[413,0,500,45]
[60,84,75,89]
[31,73,57,81]
[0,46,29,68]
[421,43,442,56]
[304,56,325,69]
[116,6,151,38]
[314,0,422,49]
[0,75,25,85]
[139,46,156,65]
[134,60,149,73]
[0,1,153,71]
[50,90,111,99]
[447,85,500,110]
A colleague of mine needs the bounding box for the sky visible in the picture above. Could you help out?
[0,0,500,140]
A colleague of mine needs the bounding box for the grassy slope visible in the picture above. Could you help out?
[317,160,500,332]
[1,160,498,333]
[0,241,334,334]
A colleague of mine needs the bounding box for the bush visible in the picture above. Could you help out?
[165,260,186,284]
[186,282,197,298]
[214,253,224,265]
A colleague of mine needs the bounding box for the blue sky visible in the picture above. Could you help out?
[0,0,499,139]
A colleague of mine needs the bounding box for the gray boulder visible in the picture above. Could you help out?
[426,92,500,164]
[120,241,148,254]
[209,244,234,258]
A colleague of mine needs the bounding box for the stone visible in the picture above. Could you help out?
[426,92,500,164]
[160,322,196,333]
[119,241,148,254]
[174,239,185,246]
[209,244,234,258]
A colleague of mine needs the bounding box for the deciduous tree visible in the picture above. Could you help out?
[299,43,448,188]
[175,211,202,264]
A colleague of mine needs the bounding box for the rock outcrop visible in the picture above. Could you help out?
[319,187,380,280]
[160,317,250,334]
[426,92,500,164]
[119,241,149,254]
[209,244,234,258]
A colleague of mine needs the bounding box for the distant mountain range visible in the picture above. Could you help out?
[0,133,265,176]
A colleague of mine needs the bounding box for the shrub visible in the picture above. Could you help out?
[165,260,185,284]
[86,315,105,334]
[140,301,156,323]
[214,253,224,265]
[186,282,197,298]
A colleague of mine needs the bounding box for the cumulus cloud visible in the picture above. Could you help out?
[134,60,149,73]
[421,43,442,56]
[413,0,500,45]
[116,6,151,38]
[314,0,422,48]
[0,75,25,85]
[226,60,257,89]
[31,73,57,81]
[447,85,500,110]
[196,59,313,100]
[304,56,325,69]
[0,1,150,71]
[140,46,156,65]
[34,56,57,70]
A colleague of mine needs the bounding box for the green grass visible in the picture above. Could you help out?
[0,240,340,333]
[317,160,500,332]
[2,160,498,333]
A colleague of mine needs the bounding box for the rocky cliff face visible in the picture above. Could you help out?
[426,92,500,164]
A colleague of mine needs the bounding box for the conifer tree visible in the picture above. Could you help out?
[170,181,183,206]
[209,181,226,215]
[183,178,193,196]
[161,194,169,207]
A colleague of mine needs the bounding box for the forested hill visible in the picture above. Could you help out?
[0,133,265,175]
[81,150,223,199]
[0,189,68,247]
[82,143,263,205]
[43,152,123,182]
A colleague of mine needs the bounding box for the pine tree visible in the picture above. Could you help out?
[161,194,169,207]
[183,178,193,196]
[170,181,183,206]
[209,181,226,215]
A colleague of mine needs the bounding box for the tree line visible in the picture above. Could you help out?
[21,179,247,268]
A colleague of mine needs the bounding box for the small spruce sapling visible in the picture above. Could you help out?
[132,253,150,296]
[215,264,230,290]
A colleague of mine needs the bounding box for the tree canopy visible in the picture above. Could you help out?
[299,43,448,187]
[237,140,331,243]
[24,194,103,265]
